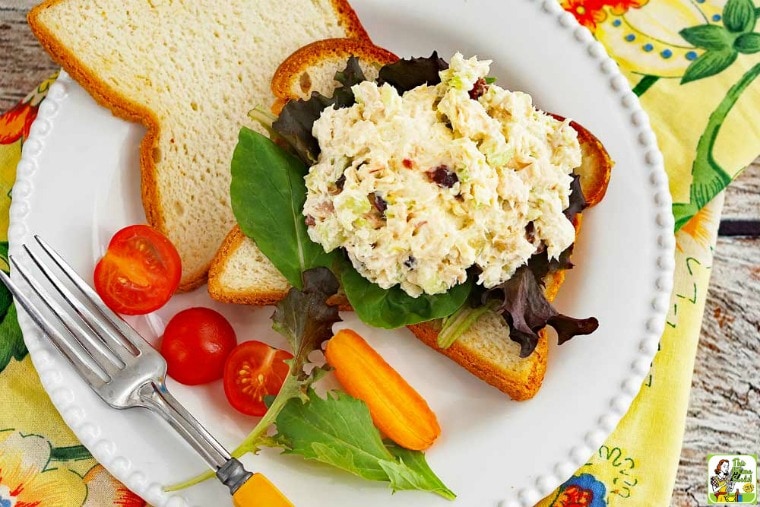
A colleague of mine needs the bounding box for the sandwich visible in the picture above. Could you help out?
[209,40,613,400]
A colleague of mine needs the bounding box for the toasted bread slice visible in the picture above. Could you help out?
[409,306,552,401]
[550,114,612,207]
[209,224,352,310]
[270,38,399,114]
[29,0,370,291]
[406,224,574,401]
[208,225,290,306]
[208,41,613,400]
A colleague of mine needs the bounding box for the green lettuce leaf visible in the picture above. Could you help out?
[274,389,456,499]
[230,128,340,289]
[272,267,341,383]
[272,57,366,165]
[340,260,472,329]
[230,127,472,328]
[232,267,341,455]
[378,52,449,92]
[480,265,598,357]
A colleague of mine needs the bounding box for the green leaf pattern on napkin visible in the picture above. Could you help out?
[0,241,27,374]
[679,0,758,83]
[673,0,760,226]
[564,0,760,229]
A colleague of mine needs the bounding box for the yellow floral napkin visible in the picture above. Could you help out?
[540,0,756,504]
[1,78,147,506]
[0,1,757,505]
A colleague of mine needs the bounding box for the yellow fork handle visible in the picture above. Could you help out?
[232,473,294,507]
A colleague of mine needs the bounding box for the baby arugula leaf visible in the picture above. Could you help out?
[275,389,392,481]
[274,388,456,500]
[383,443,456,500]
[230,128,340,289]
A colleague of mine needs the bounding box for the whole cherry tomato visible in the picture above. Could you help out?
[94,225,181,315]
[223,341,293,416]
[161,307,237,385]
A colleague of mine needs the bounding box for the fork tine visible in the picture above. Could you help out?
[0,268,108,386]
[34,235,146,356]
[23,243,130,367]
[15,249,124,376]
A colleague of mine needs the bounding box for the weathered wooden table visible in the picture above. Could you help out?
[1,2,758,505]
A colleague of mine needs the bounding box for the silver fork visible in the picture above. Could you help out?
[0,235,292,507]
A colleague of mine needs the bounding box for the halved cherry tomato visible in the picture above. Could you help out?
[223,341,293,416]
[161,307,237,385]
[94,225,181,315]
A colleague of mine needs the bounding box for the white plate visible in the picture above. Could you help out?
[10,0,674,506]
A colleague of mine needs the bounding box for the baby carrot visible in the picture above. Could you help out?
[324,328,441,451]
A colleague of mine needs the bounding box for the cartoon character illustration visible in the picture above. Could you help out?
[710,459,738,502]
